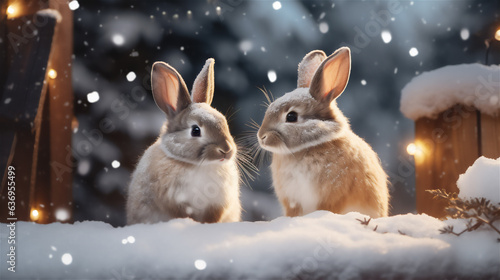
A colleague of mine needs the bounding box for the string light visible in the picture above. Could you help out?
[6,5,18,18]
[485,27,500,64]
[495,28,500,41]
[30,209,40,221]
[406,143,417,155]
[7,5,15,14]
[407,142,426,157]
[48,69,58,79]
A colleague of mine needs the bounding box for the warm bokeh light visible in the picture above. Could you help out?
[406,143,418,156]
[30,209,40,221]
[495,29,500,41]
[7,5,15,14]
[48,69,58,79]
[6,5,18,18]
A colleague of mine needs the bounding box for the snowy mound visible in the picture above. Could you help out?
[400,64,500,120]
[1,212,499,279]
[457,156,500,205]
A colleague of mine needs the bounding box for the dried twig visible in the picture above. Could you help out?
[356,217,371,226]
[427,189,500,239]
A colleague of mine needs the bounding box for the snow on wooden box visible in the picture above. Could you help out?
[401,63,500,218]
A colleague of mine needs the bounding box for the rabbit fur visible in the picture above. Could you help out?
[257,47,389,218]
[126,59,241,224]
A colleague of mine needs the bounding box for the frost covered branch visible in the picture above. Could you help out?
[356,217,371,225]
[427,189,500,239]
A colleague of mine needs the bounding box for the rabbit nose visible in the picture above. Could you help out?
[218,147,233,160]
[218,148,229,154]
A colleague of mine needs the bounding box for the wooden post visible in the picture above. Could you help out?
[415,105,500,218]
[43,0,74,223]
[0,0,73,224]
[30,0,74,223]
[480,113,500,158]
[0,4,58,222]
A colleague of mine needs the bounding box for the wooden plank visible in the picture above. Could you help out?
[480,113,500,159]
[30,77,50,223]
[0,132,16,193]
[44,0,74,223]
[0,13,56,126]
[415,105,480,218]
[3,130,35,221]
[0,1,7,90]
[0,11,57,223]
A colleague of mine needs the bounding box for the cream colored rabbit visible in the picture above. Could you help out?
[257,47,389,218]
[126,59,241,224]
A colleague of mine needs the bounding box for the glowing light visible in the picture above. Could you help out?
[55,208,70,222]
[361,79,367,86]
[112,34,125,46]
[319,22,329,34]
[460,28,469,41]
[61,253,72,265]
[126,71,136,82]
[87,91,100,103]
[48,69,57,79]
[6,5,17,18]
[30,209,39,221]
[111,160,120,168]
[381,30,392,43]
[267,70,277,83]
[272,1,282,10]
[194,259,207,270]
[216,6,221,16]
[495,29,500,41]
[409,47,419,57]
[406,143,418,156]
[68,0,80,11]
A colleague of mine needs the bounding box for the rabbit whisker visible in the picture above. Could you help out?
[257,86,275,107]
[225,106,240,124]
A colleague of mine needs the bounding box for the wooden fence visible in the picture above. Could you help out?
[0,0,74,224]
[414,105,500,218]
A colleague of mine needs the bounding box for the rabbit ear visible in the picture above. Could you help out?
[151,62,191,117]
[297,50,327,88]
[309,47,351,103]
[192,58,215,105]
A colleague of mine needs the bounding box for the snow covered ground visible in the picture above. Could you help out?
[1,212,499,279]
[1,158,499,279]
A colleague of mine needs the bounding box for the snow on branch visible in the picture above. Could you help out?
[428,189,500,239]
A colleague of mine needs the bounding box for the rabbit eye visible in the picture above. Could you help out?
[191,125,201,137]
[286,111,298,123]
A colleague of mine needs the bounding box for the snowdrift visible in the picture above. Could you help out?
[400,63,500,120]
[1,158,499,279]
[1,211,499,279]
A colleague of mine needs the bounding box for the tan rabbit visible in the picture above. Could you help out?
[126,59,241,224]
[257,47,389,218]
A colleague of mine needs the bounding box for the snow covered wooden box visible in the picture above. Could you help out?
[401,64,500,218]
